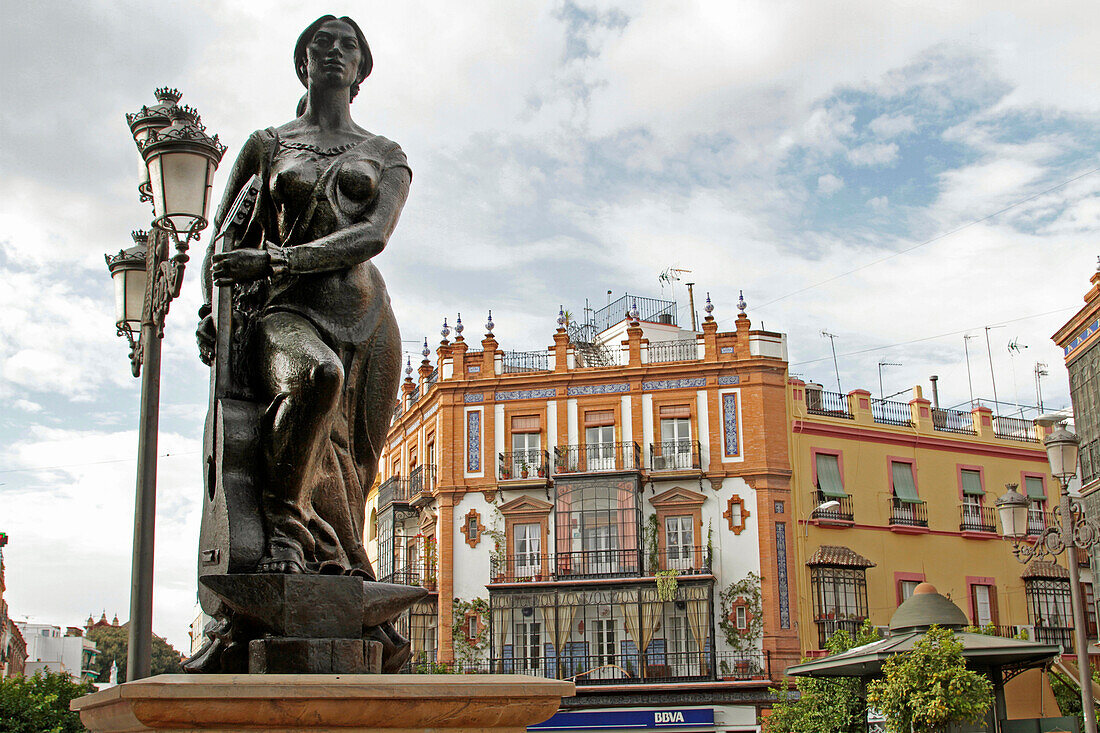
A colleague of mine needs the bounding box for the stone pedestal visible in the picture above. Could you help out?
[72,674,574,733]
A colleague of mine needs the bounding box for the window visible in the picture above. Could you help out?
[890,461,925,527]
[466,516,479,544]
[665,516,694,570]
[810,566,869,648]
[1025,578,1073,649]
[736,606,747,630]
[1067,342,1100,485]
[1086,583,1098,636]
[1025,476,1047,534]
[514,523,541,577]
[666,612,698,676]
[972,585,994,627]
[555,480,640,576]
[815,453,846,498]
[899,580,920,603]
[593,617,616,668]
[514,620,541,674]
[659,407,692,469]
[510,416,541,477]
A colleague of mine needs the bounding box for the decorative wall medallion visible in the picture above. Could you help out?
[722,393,740,457]
[463,393,484,403]
[776,522,790,629]
[642,377,706,391]
[724,494,750,535]
[495,388,557,401]
[717,375,740,385]
[566,383,630,396]
[466,410,481,472]
[460,508,485,548]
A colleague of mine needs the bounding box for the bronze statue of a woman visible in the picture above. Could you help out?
[189,15,411,673]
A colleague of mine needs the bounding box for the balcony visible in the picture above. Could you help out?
[811,490,854,524]
[648,440,701,473]
[805,389,853,419]
[408,464,436,505]
[497,449,550,483]
[502,350,551,374]
[378,475,411,508]
[1033,626,1074,651]
[931,407,975,435]
[554,442,641,474]
[488,546,712,583]
[647,340,699,364]
[871,398,913,427]
[992,415,1038,443]
[1027,508,1051,535]
[889,498,928,528]
[959,504,997,534]
[378,559,437,592]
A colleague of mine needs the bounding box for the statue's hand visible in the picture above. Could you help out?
[212,249,271,286]
[197,314,216,366]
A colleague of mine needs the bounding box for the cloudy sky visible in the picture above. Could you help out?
[1,1,1097,652]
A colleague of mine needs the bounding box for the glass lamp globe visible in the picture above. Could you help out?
[105,233,149,335]
[126,88,181,201]
[139,105,226,236]
[1044,425,1080,482]
[995,483,1030,540]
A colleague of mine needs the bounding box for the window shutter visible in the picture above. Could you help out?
[815,454,847,498]
[960,469,984,496]
[511,415,541,433]
[890,461,921,503]
[584,410,615,427]
[659,404,691,419]
[1024,476,1046,500]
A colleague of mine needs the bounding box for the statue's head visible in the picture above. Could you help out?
[294,15,372,102]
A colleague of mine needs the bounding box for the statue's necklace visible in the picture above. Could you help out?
[279,139,359,157]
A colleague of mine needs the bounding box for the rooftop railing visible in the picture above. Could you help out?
[932,407,975,435]
[502,350,550,374]
[992,415,1038,443]
[805,389,854,419]
[647,340,699,363]
[871,398,913,427]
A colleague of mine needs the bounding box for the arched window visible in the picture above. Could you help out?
[368,508,377,541]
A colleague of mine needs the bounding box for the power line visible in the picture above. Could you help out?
[738,166,1100,315]
[0,451,200,475]
[789,306,1077,368]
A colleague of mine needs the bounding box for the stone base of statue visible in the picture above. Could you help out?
[71,674,575,732]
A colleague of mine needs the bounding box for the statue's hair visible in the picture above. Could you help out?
[294,15,372,117]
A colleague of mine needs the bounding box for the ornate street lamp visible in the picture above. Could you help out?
[107,89,225,681]
[996,425,1097,733]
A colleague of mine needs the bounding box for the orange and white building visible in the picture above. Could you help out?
[372,293,796,726]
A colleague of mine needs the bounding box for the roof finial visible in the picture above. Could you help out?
[485,309,494,336]
[737,290,747,316]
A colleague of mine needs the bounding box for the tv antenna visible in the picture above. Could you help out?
[821,331,842,393]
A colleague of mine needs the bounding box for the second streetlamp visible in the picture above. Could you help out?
[105,88,225,681]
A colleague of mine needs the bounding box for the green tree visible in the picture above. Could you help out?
[84,624,183,683]
[762,620,881,733]
[0,668,94,733]
[867,625,993,733]
[1048,663,1100,732]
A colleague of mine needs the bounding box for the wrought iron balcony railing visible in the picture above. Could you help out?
[992,415,1038,442]
[649,440,701,471]
[959,504,996,533]
[647,340,699,363]
[553,441,641,474]
[502,350,550,374]
[889,498,928,528]
[488,546,713,583]
[497,449,550,481]
[814,617,867,649]
[805,389,853,419]
[932,407,975,435]
[811,490,854,523]
[871,398,913,427]
[408,464,436,498]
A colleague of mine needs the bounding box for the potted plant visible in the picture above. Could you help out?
[520,461,530,478]
[537,463,546,477]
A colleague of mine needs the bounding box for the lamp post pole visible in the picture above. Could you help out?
[996,425,1097,733]
[106,90,224,681]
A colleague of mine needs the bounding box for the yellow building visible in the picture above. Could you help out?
[788,380,1072,715]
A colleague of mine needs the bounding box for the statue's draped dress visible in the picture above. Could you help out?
[213,126,409,576]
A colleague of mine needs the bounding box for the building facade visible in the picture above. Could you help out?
[0,536,27,678]
[16,622,99,683]
[374,295,796,727]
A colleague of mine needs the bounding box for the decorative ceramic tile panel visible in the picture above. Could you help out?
[776,522,790,629]
[1065,318,1100,356]
[495,389,557,401]
[722,393,740,457]
[463,393,484,403]
[424,402,439,418]
[642,377,706,391]
[566,383,631,396]
[466,410,481,472]
[720,346,735,354]
[717,375,740,385]
[467,366,481,373]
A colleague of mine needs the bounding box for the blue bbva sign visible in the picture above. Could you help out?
[530,708,715,730]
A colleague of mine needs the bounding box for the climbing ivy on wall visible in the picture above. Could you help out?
[719,572,763,652]
[451,597,491,665]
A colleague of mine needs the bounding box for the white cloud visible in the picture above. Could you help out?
[13,399,43,413]
[847,141,900,167]
[869,113,916,138]
[868,196,889,211]
[817,174,845,195]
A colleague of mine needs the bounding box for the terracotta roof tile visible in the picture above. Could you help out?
[1021,560,1070,579]
[806,545,876,568]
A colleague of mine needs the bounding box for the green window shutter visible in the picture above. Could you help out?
[1025,476,1046,500]
[815,454,847,498]
[960,469,984,496]
[891,461,921,503]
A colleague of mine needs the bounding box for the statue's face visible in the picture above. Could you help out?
[305,20,363,91]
